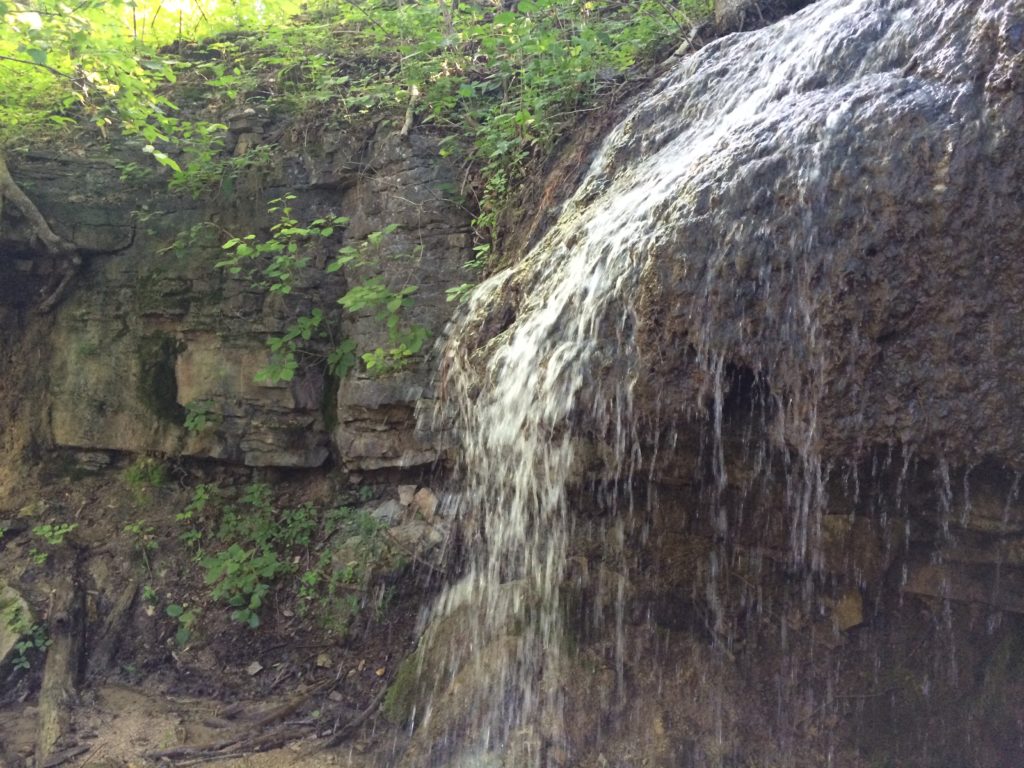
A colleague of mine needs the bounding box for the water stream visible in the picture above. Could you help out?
[418,0,1014,764]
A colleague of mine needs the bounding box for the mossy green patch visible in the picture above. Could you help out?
[382,647,425,725]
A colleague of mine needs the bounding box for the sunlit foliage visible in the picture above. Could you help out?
[1,0,711,227]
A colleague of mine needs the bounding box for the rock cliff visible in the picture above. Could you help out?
[1,122,471,472]
[2,1,1024,766]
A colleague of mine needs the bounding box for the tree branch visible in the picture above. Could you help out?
[0,152,81,313]
[0,53,74,80]
[0,152,76,256]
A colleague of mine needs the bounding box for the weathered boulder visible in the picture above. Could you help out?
[714,0,755,24]
[371,498,405,527]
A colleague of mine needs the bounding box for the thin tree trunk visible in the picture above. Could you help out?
[0,152,75,257]
[35,556,85,768]
[0,151,81,313]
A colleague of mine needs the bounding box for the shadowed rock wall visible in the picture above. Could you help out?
[0,122,471,470]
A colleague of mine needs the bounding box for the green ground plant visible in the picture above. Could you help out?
[9,618,49,671]
[123,456,167,503]
[124,519,158,571]
[294,505,394,634]
[176,483,210,554]
[174,482,393,634]
[32,522,76,546]
[165,602,199,646]
[28,522,78,564]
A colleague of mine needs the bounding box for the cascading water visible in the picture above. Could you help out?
[410,0,1024,765]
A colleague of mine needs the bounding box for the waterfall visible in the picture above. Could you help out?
[416,0,1015,764]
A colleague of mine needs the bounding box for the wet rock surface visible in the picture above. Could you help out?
[406,1,1024,767]
[632,0,1024,469]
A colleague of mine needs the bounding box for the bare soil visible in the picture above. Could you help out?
[0,316,428,768]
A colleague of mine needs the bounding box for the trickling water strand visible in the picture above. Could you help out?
[428,233,643,760]
[421,0,998,763]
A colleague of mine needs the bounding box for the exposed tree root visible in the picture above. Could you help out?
[400,85,420,138]
[36,264,82,315]
[142,679,334,763]
[0,152,80,314]
[251,678,333,729]
[144,737,241,762]
[0,153,75,257]
[320,681,388,748]
[168,725,315,767]
[88,582,138,677]
[35,553,86,768]
[39,744,89,768]
[144,723,319,766]
[136,676,389,766]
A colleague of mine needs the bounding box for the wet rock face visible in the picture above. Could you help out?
[621,1,1024,762]
[404,2,1024,767]
[3,125,471,469]
[633,0,1024,469]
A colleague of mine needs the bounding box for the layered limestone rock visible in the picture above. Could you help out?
[2,122,471,469]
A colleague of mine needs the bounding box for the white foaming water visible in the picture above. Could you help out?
[419,0,986,763]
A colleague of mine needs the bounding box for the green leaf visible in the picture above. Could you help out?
[143,145,182,174]
[405,335,424,354]
[26,48,49,66]
[446,283,475,303]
